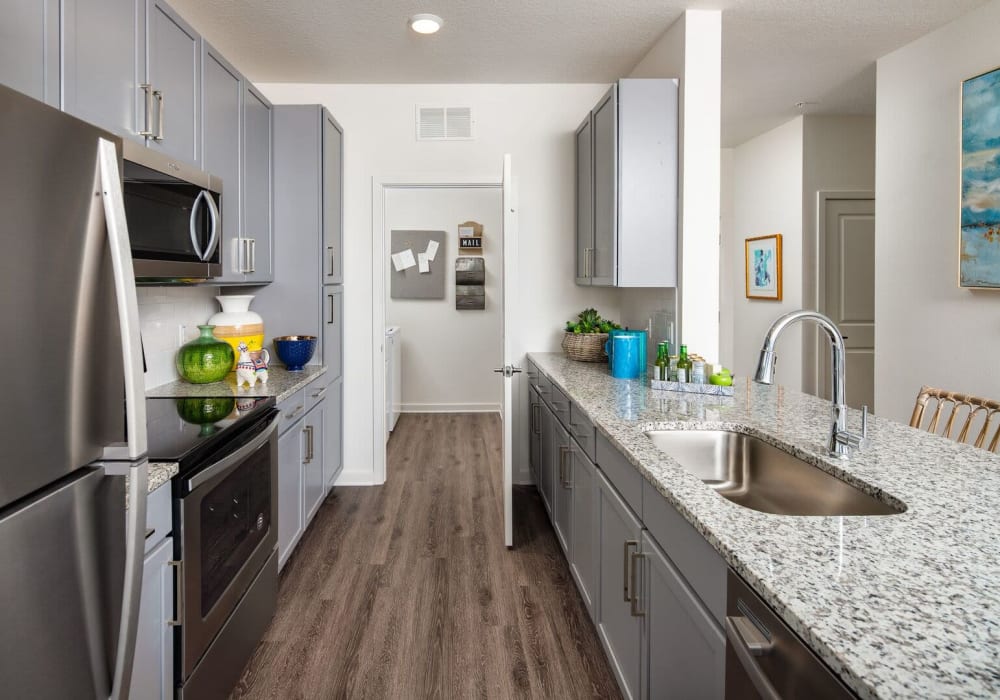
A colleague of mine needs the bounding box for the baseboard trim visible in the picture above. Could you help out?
[401,403,501,414]
[333,470,382,487]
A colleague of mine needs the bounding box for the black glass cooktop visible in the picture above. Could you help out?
[146,395,276,474]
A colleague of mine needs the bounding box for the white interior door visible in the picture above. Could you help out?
[820,197,875,411]
[500,154,518,548]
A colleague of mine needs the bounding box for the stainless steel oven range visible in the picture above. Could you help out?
[146,396,280,699]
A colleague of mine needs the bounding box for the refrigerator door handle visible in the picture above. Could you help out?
[110,461,149,700]
[97,138,148,461]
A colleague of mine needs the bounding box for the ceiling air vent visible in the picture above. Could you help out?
[416,106,474,141]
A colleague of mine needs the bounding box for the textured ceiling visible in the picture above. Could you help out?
[169,0,990,146]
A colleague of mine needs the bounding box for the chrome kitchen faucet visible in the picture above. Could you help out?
[754,310,868,457]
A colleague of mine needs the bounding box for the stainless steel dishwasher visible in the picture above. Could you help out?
[725,570,856,699]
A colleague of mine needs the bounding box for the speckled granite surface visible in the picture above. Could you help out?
[147,365,327,403]
[529,352,1000,700]
[148,462,178,493]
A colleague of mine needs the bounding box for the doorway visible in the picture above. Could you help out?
[816,192,876,411]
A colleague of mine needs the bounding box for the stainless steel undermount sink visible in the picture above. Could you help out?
[644,430,904,516]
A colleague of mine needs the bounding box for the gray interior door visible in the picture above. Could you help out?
[202,44,243,281]
[146,0,201,164]
[0,0,59,106]
[62,0,142,140]
[0,468,124,698]
[821,197,876,411]
[243,84,273,282]
[591,85,617,287]
[322,110,344,284]
[575,116,594,285]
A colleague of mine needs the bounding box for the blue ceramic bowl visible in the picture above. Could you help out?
[273,335,317,371]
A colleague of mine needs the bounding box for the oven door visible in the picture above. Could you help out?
[178,409,279,679]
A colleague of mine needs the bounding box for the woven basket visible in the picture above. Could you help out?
[561,332,609,363]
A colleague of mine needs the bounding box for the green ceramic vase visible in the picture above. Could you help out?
[176,325,235,384]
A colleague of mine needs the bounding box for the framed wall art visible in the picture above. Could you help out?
[745,233,783,300]
[961,66,1000,288]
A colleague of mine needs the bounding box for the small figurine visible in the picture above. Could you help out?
[252,348,270,385]
[235,342,262,388]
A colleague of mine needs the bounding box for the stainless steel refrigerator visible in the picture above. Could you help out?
[0,84,149,699]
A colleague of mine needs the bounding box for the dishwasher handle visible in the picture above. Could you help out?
[725,615,780,700]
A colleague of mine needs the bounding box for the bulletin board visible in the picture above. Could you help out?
[390,230,447,299]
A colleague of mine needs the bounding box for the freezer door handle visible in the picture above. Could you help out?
[110,461,148,700]
[98,138,147,461]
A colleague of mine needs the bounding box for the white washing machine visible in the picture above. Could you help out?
[385,327,401,439]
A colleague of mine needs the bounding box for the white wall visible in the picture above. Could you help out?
[258,83,621,485]
[630,10,722,361]
[386,187,502,412]
[876,0,1000,423]
[719,147,736,368]
[138,286,221,390]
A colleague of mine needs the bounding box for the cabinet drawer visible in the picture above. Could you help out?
[145,481,172,553]
[596,432,643,519]
[569,403,596,462]
[303,380,329,414]
[549,384,571,428]
[642,479,726,626]
[277,388,306,435]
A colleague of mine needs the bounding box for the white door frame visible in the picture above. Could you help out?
[805,190,875,395]
[371,174,507,486]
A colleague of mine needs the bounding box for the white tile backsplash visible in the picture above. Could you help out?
[138,286,221,389]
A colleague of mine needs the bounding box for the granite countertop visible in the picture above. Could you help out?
[148,462,178,493]
[528,352,1000,700]
[147,365,327,403]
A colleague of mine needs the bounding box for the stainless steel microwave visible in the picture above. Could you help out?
[123,141,222,281]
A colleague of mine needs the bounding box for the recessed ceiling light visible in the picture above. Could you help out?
[410,13,443,35]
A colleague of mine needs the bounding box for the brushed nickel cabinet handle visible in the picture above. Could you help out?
[328,294,335,324]
[623,540,638,602]
[153,89,164,141]
[327,246,335,277]
[630,552,645,616]
[167,560,183,626]
[139,84,154,137]
[304,425,314,462]
[531,404,540,435]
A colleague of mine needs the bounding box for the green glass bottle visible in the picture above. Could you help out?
[655,342,669,381]
[676,344,692,383]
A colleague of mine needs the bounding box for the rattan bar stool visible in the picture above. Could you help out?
[909,385,1000,453]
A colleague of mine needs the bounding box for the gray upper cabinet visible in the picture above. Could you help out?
[575,116,593,285]
[62,0,142,136]
[242,84,273,283]
[322,111,344,284]
[576,79,679,288]
[322,287,343,382]
[0,0,59,106]
[146,0,201,165]
[201,43,243,282]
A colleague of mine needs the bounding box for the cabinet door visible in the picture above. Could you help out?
[62,0,142,137]
[597,467,643,700]
[201,43,243,282]
[642,531,725,700]
[146,0,201,164]
[130,536,173,700]
[538,403,554,516]
[552,418,572,555]
[277,423,303,570]
[302,402,326,525]
[322,287,343,379]
[575,116,594,285]
[242,83,273,283]
[324,376,343,490]
[0,0,59,106]
[570,441,598,619]
[322,110,344,284]
[591,85,617,287]
[529,387,541,483]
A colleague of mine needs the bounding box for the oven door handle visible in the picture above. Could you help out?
[186,413,281,492]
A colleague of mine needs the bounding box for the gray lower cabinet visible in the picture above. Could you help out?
[552,416,573,555]
[538,402,555,516]
[62,0,143,137]
[529,386,542,483]
[145,0,201,164]
[640,531,725,700]
[130,534,174,700]
[323,376,343,489]
[323,287,343,381]
[302,400,326,526]
[569,439,598,619]
[597,466,644,700]
[241,83,273,283]
[0,0,59,106]
[277,419,303,570]
[322,111,344,284]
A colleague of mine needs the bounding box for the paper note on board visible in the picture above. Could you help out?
[391,249,417,272]
[458,226,474,237]
[418,253,430,273]
[424,239,439,262]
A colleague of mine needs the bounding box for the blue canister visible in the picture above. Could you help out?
[609,330,647,379]
[605,328,627,369]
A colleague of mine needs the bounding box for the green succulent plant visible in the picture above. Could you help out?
[565,308,621,334]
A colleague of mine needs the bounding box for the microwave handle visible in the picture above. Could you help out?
[202,191,220,262]
[189,190,207,261]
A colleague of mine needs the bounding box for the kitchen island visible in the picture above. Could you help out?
[528,352,1000,699]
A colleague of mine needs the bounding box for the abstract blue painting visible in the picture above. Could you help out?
[961,66,1000,288]
[745,234,782,300]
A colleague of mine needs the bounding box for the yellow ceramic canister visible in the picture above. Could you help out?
[208,295,265,369]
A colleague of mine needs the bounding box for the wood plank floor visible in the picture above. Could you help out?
[230,412,621,700]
